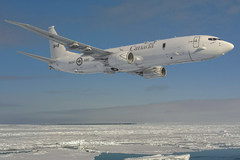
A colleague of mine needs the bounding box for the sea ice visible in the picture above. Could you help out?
[0,124,239,160]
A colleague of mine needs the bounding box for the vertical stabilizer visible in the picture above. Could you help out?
[49,26,67,59]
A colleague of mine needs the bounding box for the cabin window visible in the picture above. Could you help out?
[162,43,166,49]
[208,38,221,41]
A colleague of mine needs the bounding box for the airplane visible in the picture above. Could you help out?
[5,20,234,79]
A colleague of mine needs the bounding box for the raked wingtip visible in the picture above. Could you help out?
[5,20,19,25]
[4,20,14,23]
[17,50,23,54]
[5,20,26,26]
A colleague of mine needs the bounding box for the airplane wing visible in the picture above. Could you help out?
[5,20,112,59]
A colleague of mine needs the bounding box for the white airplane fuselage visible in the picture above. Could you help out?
[53,35,234,74]
[6,20,234,79]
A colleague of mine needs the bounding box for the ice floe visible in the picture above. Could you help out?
[0,124,239,159]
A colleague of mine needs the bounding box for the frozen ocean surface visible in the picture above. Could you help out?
[0,124,240,160]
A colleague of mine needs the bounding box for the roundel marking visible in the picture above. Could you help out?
[76,57,83,66]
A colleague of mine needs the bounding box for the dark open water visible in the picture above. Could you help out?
[95,149,240,160]
[95,153,150,160]
[186,149,240,160]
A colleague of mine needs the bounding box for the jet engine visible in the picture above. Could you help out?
[108,51,135,71]
[141,66,166,79]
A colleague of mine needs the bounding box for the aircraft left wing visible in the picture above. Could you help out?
[5,20,112,59]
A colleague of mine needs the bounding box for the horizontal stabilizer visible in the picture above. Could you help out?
[17,51,56,63]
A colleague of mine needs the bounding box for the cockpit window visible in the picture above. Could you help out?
[208,37,221,41]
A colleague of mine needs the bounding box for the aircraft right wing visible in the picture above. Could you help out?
[5,20,112,59]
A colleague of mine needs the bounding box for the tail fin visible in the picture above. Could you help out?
[48,26,67,59]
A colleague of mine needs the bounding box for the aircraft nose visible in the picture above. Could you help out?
[229,42,234,50]
[222,41,234,54]
[226,42,234,52]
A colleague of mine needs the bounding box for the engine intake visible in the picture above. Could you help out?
[108,51,136,71]
[127,52,134,63]
[142,66,166,79]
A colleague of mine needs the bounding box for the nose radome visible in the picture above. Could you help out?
[223,42,234,54]
[226,42,234,51]
[229,43,234,50]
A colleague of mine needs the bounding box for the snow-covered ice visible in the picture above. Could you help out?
[0,124,240,160]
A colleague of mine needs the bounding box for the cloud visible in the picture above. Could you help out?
[2,99,240,124]
[44,88,110,96]
[0,75,64,81]
[47,99,240,124]
[89,0,238,32]
[228,5,240,14]
[45,90,74,94]
[144,85,168,92]
[0,102,21,108]
[98,0,209,25]
[0,76,35,80]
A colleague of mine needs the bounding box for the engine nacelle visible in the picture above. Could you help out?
[142,66,166,79]
[108,51,135,71]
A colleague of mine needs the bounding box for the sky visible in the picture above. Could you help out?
[0,0,240,124]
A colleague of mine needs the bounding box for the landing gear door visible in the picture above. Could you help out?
[193,36,200,48]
